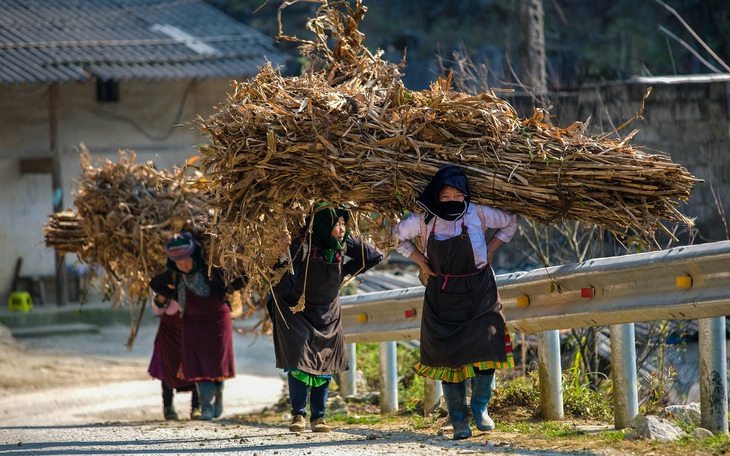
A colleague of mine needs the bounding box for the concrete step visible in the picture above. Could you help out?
[11,322,100,338]
[0,303,139,329]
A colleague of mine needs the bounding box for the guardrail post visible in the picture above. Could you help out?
[379,341,398,413]
[340,343,357,397]
[538,329,564,420]
[610,323,639,429]
[423,377,442,416]
[699,317,728,435]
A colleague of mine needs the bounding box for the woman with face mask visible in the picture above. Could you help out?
[393,165,520,440]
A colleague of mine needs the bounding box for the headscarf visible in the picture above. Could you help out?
[307,203,350,263]
[415,165,471,224]
[165,232,205,272]
[164,232,208,314]
[165,232,196,261]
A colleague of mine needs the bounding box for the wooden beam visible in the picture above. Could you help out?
[20,158,53,174]
[49,81,69,306]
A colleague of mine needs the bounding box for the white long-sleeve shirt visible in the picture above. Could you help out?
[393,204,519,269]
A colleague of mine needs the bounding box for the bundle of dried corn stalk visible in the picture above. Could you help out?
[44,209,89,255]
[45,145,216,307]
[196,0,699,293]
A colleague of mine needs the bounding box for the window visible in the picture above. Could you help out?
[96,79,120,103]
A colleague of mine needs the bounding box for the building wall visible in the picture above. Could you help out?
[0,78,236,302]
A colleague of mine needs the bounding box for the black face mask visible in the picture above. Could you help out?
[435,200,467,221]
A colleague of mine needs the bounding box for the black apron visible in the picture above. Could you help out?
[419,222,507,368]
[269,253,348,376]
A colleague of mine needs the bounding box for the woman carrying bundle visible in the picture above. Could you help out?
[268,203,384,433]
[150,232,244,421]
[392,165,520,439]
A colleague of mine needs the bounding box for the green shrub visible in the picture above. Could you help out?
[562,367,613,421]
[354,341,421,411]
[354,343,612,422]
[491,370,541,411]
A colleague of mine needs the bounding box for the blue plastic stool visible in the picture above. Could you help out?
[8,291,33,312]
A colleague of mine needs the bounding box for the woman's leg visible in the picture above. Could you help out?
[287,373,309,432]
[309,377,331,420]
[196,381,217,420]
[309,378,332,432]
[470,368,496,431]
[191,387,202,420]
[162,382,178,420]
[442,380,471,439]
[213,381,225,418]
[287,373,309,418]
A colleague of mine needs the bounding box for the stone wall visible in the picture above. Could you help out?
[505,74,730,245]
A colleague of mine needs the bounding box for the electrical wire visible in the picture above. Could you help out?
[92,79,196,142]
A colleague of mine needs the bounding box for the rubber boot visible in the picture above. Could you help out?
[196,381,217,420]
[470,373,495,431]
[162,383,179,420]
[442,381,472,440]
[191,388,202,420]
[213,381,224,418]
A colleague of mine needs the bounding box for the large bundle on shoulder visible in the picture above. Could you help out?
[44,145,216,307]
[196,0,699,293]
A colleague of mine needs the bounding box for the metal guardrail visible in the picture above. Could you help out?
[341,240,730,433]
[341,240,730,342]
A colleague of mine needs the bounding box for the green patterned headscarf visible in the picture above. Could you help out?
[309,203,350,263]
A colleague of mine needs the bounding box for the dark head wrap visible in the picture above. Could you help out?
[307,203,350,262]
[165,232,203,272]
[416,165,471,223]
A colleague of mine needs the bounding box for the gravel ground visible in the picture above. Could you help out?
[0,314,529,456]
[4,419,516,456]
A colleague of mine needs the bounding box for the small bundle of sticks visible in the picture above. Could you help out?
[43,209,89,255]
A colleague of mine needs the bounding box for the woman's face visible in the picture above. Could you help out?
[175,257,194,273]
[439,185,465,202]
[331,216,347,243]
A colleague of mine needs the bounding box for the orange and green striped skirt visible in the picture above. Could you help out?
[414,333,514,383]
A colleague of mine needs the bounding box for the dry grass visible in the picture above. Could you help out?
[44,145,215,306]
[195,0,699,295]
[45,1,701,334]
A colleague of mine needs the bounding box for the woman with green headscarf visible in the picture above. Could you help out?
[267,203,383,433]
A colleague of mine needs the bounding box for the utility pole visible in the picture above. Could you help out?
[49,82,69,306]
[518,0,547,93]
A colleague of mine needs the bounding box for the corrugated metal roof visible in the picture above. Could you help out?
[0,0,288,84]
[353,268,423,293]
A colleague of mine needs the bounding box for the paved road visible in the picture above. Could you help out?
[0,310,601,456]
[0,321,492,455]
[0,315,466,456]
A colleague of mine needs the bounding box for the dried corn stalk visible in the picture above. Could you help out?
[196,0,699,293]
[46,145,215,306]
[44,210,89,255]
